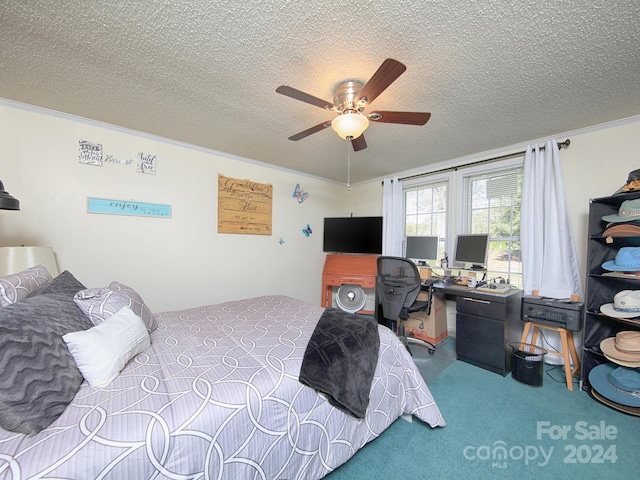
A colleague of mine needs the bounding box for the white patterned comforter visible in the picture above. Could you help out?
[0,295,444,479]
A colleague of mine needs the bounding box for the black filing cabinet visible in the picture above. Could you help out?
[455,289,523,375]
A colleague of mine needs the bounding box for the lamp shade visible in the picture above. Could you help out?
[331,112,369,140]
[0,246,59,278]
[0,180,20,210]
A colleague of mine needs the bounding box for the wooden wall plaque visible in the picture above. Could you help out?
[217,174,272,235]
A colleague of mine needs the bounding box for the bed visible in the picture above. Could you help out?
[0,268,444,479]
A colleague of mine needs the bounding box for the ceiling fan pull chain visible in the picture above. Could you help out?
[346,140,351,191]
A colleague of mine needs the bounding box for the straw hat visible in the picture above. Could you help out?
[600,331,640,367]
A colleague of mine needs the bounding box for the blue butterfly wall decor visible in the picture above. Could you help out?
[293,183,309,203]
[278,237,285,245]
[302,224,312,237]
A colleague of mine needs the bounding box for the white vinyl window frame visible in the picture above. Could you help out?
[456,157,524,286]
[401,157,524,285]
[402,171,453,262]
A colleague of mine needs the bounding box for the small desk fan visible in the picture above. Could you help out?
[335,284,367,313]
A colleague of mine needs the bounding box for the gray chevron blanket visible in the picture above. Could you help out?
[299,307,380,419]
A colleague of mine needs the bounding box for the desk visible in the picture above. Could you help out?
[431,283,523,376]
[321,254,378,314]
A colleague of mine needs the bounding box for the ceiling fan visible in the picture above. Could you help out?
[276,58,431,151]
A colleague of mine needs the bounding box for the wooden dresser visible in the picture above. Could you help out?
[321,254,378,314]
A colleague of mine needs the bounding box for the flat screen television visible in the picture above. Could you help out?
[405,236,439,267]
[454,233,489,270]
[323,216,383,254]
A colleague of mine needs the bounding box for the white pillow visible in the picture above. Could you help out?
[63,306,150,388]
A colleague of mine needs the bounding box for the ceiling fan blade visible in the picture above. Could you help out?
[351,134,367,151]
[276,86,336,110]
[287,121,331,141]
[368,111,431,125]
[355,58,407,105]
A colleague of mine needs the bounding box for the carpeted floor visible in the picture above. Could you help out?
[325,337,640,479]
[407,335,458,383]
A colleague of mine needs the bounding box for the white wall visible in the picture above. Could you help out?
[559,118,640,275]
[3,98,639,320]
[0,101,347,312]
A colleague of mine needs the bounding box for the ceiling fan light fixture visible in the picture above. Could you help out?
[331,112,369,140]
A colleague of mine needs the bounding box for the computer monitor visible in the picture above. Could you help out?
[405,236,439,267]
[454,234,489,270]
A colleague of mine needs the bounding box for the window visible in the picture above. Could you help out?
[460,165,523,288]
[404,179,448,262]
[402,159,523,286]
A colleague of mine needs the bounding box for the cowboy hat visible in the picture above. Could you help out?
[602,199,640,223]
[589,363,640,408]
[602,248,640,272]
[600,331,640,367]
[603,222,640,237]
[600,290,640,318]
[591,388,640,416]
[614,169,640,195]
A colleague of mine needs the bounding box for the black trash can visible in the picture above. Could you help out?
[509,342,547,387]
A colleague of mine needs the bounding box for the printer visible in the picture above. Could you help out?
[520,296,584,332]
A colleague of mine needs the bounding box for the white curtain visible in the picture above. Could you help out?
[382,176,403,256]
[521,140,583,299]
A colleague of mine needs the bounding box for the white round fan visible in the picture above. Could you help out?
[335,284,367,313]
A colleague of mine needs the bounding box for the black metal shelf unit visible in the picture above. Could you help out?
[581,190,640,395]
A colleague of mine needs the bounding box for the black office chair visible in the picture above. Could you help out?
[376,256,437,355]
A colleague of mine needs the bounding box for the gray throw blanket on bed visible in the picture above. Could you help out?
[299,307,380,419]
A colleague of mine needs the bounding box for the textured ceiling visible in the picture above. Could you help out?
[1,0,639,183]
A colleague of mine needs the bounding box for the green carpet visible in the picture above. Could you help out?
[325,360,640,479]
